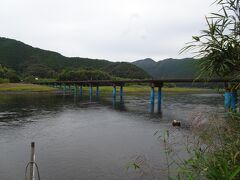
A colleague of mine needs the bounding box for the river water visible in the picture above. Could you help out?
[0,92,224,180]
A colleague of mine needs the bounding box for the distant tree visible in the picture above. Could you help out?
[58,69,112,81]
[0,64,20,82]
[181,0,240,78]
[23,76,35,83]
[0,64,9,78]
[6,69,20,83]
[26,64,56,78]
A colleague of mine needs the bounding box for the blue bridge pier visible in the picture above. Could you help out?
[224,83,238,111]
[68,85,71,95]
[63,83,66,96]
[113,84,117,99]
[79,84,83,98]
[89,83,93,101]
[150,82,163,114]
[96,85,99,99]
[120,85,123,101]
[74,84,77,97]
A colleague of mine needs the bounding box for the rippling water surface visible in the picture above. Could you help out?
[0,92,224,179]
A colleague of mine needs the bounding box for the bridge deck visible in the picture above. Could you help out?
[37,79,236,86]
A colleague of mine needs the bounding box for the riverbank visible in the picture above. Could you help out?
[0,83,56,92]
[97,85,214,94]
[0,83,214,94]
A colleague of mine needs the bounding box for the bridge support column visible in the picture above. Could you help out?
[120,85,123,100]
[230,91,238,111]
[89,83,93,101]
[157,83,163,113]
[63,83,66,95]
[68,85,71,94]
[74,84,77,96]
[150,84,155,113]
[224,83,238,111]
[113,85,117,99]
[224,87,231,109]
[79,85,83,98]
[96,85,99,98]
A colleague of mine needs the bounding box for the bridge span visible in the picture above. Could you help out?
[37,79,238,113]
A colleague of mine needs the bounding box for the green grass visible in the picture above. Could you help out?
[0,83,213,93]
[0,78,9,83]
[81,85,213,94]
[0,83,56,92]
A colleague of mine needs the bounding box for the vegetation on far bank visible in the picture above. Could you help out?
[91,85,213,94]
[0,83,56,92]
[0,83,213,93]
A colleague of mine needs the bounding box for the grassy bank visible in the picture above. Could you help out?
[0,83,214,94]
[0,83,56,92]
[0,83,213,93]
[82,85,213,94]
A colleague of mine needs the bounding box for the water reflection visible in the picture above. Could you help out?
[112,97,125,111]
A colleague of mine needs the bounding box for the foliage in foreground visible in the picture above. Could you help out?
[178,1,240,177]
[178,115,240,180]
[181,0,240,79]
[129,115,240,180]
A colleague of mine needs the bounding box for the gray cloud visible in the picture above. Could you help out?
[0,0,217,62]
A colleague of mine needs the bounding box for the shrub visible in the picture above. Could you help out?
[58,69,112,81]
[178,115,240,179]
[0,78,9,84]
[6,70,20,83]
[23,76,36,83]
[164,83,176,88]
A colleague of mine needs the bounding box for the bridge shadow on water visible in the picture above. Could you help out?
[65,91,225,126]
[70,93,163,115]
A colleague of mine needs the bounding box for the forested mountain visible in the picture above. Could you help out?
[133,58,199,79]
[103,62,150,79]
[0,37,150,80]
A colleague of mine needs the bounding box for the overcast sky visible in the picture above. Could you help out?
[0,0,217,62]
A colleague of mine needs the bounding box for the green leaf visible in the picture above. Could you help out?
[230,166,240,180]
[192,36,200,41]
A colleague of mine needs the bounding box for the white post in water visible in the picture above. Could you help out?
[30,142,35,180]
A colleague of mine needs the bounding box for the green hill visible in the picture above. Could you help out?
[0,37,150,79]
[133,58,199,79]
[103,62,150,79]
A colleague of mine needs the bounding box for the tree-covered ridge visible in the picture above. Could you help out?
[133,58,199,79]
[103,62,150,79]
[0,37,151,80]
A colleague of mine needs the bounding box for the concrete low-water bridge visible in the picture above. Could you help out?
[37,79,238,113]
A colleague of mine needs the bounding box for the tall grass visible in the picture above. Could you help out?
[178,114,240,179]
[129,114,240,179]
